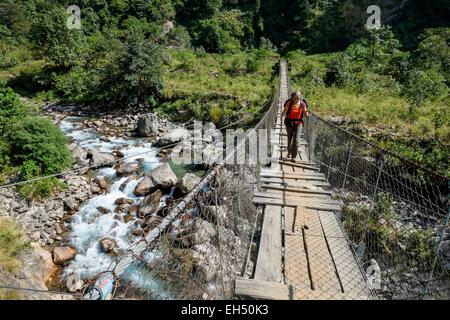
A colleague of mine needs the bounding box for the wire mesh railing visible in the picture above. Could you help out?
[73,61,283,300]
[303,113,450,300]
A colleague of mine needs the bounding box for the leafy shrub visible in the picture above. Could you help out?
[19,160,40,181]
[402,69,447,118]
[5,116,72,174]
[325,53,352,87]
[0,81,27,132]
[0,139,10,170]
[399,228,434,268]
[18,177,67,201]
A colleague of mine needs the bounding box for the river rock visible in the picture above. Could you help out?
[115,162,141,177]
[139,190,163,217]
[97,206,111,214]
[94,176,110,190]
[99,238,117,254]
[64,198,78,213]
[150,163,178,189]
[192,242,220,282]
[137,113,160,137]
[88,151,115,167]
[179,173,201,194]
[190,219,216,245]
[132,228,144,236]
[155,128,190,147]
[202,143,222,167]
[66,275,84,293]
[123,213,134,224]
[70,143,89,165]
[53,246,77,265]
[134,175,156,196]
[325,116,345,125]
[114,198,134,206]
[143,215,163,232]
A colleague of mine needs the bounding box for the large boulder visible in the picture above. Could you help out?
[190,219,216,245]
[99,238,117,254]
[134,175,156,196]
[192,242,220,282]
[137,113,159,137]
[139,189,163,217]
[202,143,222,167]
[53,246,77,265]
[150,163,178,189]
[179,173,201,194]
[88,151,115,167]
[70,143,89,165]
[115,162,141,177]
[155,128,190,147]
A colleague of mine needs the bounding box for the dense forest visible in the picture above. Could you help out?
[0,0,449,189]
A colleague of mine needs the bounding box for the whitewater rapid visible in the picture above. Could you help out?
[59,117,162,279]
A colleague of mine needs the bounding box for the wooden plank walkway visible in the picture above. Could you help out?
[235,61,371,300]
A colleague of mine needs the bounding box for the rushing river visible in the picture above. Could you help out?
[58,117,166,284]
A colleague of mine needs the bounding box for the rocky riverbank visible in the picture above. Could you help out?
[0,103,252,299]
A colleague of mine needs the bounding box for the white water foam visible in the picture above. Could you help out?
[59,117,163,280]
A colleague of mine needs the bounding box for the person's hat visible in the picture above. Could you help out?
[292,91,301,99]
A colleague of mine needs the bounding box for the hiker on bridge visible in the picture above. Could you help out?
[281,91,309,162]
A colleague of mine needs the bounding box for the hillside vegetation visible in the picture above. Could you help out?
[0,0,448,176]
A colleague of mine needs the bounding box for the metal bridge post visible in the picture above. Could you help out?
[421,188,450,300]
[327,135,337,181]
[356,156,385,257]
[342,141,354,189]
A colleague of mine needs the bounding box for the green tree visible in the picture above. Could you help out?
[98,32,166,107]
[403,69,447,118]
[193,10,245,53]
[30,6,84,67]
[416,28,450,81]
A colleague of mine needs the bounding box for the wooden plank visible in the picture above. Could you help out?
[278,158,315,165]
[292,288,366,300]
[235,277,290,300]
[262,184,332,196]
[252,197,342,212]
[317,211,370,297]
[285,233,311,290]
[254,205,282,282]
[303,218,343,295]
[260,171,327,181]
[253,192,339,206]
[277,160,319,171]
[260,177,331,188]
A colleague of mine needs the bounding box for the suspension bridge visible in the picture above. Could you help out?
[3,60,446,300]
[78,59,448,300]
[234,61,371,300]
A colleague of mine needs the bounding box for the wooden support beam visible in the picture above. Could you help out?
[252,197,342,212]
[262,184,332,196]
[254,205,283,282]
[235,277,291,300]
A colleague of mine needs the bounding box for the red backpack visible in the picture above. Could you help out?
[285,99,306,126]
